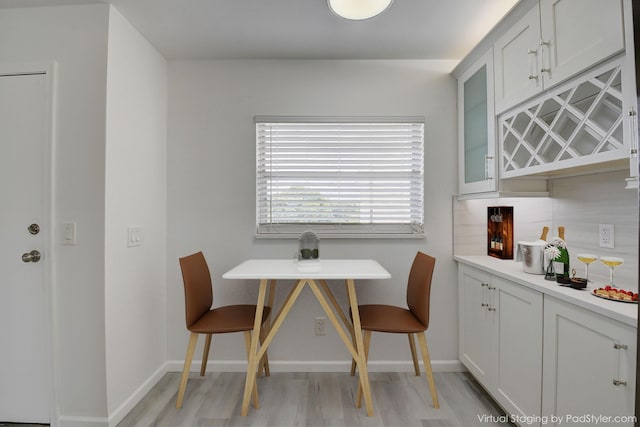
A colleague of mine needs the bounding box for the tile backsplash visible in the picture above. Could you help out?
[454,170,639,291]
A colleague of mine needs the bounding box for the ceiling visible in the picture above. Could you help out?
[0,0,520,60]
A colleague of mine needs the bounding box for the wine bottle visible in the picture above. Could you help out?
[554,226,570,279]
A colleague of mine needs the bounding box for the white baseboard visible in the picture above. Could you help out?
[57,415,108,427]
[107,364,168,427]
[55,365,168,427]
[166,359,465,373]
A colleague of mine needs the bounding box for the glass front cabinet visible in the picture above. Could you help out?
[458,48,497,195]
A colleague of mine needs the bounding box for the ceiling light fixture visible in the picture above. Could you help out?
[327,0,394,20]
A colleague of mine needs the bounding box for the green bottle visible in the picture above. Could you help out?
[554,226,569,279]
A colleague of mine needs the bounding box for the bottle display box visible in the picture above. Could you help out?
[487,206,514,259]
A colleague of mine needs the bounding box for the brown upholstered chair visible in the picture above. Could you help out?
[176,251,271,409]
[353,251,439,408]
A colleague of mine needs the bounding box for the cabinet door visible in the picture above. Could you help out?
[494,4,542,113]
[458,49,497,195]
[493,277,543,426]
[542,297,636,426]
[540,0,624,88]
[458,266,495,384]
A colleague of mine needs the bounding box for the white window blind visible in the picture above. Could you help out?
[256,117,425,238]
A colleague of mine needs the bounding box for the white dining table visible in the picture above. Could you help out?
[222,259,391,417]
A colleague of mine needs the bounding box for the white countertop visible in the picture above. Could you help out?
[455,255,638,327]
[223,259,391,280]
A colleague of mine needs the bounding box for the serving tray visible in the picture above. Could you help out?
[592,289,638,304]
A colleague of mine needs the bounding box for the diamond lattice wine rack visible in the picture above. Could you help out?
[500,59,627,178]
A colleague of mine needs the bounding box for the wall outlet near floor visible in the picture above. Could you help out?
[314,317,326,336]
[599,224,614,248]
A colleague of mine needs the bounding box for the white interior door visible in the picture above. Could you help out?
[0,73,51,423]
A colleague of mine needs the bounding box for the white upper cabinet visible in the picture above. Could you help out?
[494,0,625,114]
[540,0,624,88]
[457,49,497,195]
[494,5,542,114]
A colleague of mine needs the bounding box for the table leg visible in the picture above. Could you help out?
[346,280,357,376]
[346,279,374,416]
[356,330,372,408]
[307,280,358,361]
[258,279,277,377]
[240,279,268,416]
[307,279,374,416]
[255,279,306,360]
[319,279,352,333]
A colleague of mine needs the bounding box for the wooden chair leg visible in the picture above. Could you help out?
[417,331,439,408]
[244,331,260,409]
[356,329,372,408]
[201,334,212,376]
[176,332,198,409]
[408,333,420,376]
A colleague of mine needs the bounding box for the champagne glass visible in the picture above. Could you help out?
[576,253,598,282]
[600,256,624,287]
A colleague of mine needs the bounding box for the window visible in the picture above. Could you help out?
[256,116,425,238]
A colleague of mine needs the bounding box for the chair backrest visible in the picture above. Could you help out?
[179,252,213,329]
[406,251,436,329]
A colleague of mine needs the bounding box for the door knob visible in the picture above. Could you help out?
[22,250,41,263]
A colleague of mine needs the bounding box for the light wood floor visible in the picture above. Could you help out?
[117,371,512,427]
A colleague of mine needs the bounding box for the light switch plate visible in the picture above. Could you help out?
[127,226,142,247]
[62,222,76,245]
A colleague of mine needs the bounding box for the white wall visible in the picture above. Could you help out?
[104,6,167,425]
[167,59,461,371]
[550,170,638,288]
[0,4,110,424]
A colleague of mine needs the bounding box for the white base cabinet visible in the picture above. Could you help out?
[458,265,543,426]
[459,266,495,384]
[542,297,636,426]
[493,276,543,424]
[459,263,636,427]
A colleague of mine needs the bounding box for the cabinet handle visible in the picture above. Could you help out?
[629,108,638,155]
[528,46,539,84]
[539,40,551,77]
[484,156,493,181]
[614,343,628,350]
[487,284,496,311]
[480,282,489,308]
[613,379,627,387]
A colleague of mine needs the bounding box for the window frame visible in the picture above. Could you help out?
[255,116,425,239]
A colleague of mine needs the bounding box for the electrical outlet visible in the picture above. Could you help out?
[314,317,326,336]
[599,224,614,248]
